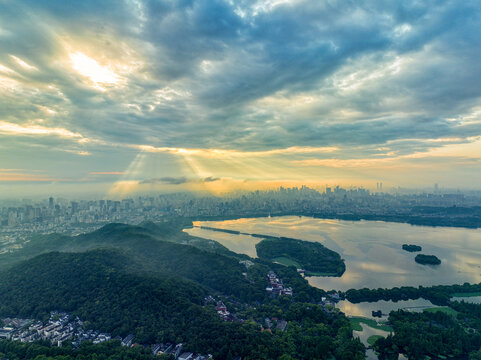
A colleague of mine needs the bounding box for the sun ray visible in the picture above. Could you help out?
[107,152,147,197]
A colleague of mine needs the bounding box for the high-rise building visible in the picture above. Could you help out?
[71,201,78,214]
[49,197,54,209]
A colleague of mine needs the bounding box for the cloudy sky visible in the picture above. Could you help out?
[1,0,481,198]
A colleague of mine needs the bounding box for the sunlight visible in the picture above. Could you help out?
[108,152,147,197]
[0,121,84,139]
[136,145,339,159]
[69,52,119,88]
[9,55,38,71]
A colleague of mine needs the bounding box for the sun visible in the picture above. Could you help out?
[69,52,119,88]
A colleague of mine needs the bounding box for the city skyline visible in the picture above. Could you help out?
[3,185,478,236]
[2,1,481,197]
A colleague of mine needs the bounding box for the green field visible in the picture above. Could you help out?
[451,291,481,298]
[423,307,458,317]
[367,335,384,346]
[349,317,393,332]
[272,257,302,268]
[304,271,339,277]
[271,257,340,277]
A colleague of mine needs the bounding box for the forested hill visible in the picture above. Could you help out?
[0,223,260,301]
[0,249,287,358]
[0,244,364,359]
[0,249,210,342]
[0,221,327,303]
[256,237,345,276]
[0,219,235,269]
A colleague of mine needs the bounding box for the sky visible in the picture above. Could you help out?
[1,0,481,198]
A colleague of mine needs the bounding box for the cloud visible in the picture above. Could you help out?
[136,145,338,158]
[89,172,125,175]
[0,170,61,182]
[2,0,481,193]
[0,121,84,139]
[203,176,220,182]
[140,176,220,185]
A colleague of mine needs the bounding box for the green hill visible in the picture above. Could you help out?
[0,250,209,342]
[0,222,265,300]
[0,222,328,303]
[255,237,346,276]
[0,249,268,358]
[0,248,363,359]
[0,219,233,269]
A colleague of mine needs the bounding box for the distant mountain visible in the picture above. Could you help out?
[0,219,233,269]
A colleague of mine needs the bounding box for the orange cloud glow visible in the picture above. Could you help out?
[0,121,84,139]
[0,172,61,182]
[89,172,125,175]
[135,145,339,158]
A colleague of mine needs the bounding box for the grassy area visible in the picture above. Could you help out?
[272,257,301,268]
[367,335,384,346]
[304,271,339,277]
[271,257,338,276]
[349,317,393,332]
[423,307,458,317]
[451,291,481,298]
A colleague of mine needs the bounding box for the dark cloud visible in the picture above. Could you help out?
[1,0,481,160]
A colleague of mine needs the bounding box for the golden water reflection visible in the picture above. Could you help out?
[189,216,481,291]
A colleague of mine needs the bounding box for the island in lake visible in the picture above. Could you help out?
[255,236,346,276]
[402,244,422,252]
[415,254,441,265]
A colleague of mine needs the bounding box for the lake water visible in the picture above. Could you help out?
[337,298,435,319]
[452,295,481,304]
[354,323,389,360]
[185,216,481,291]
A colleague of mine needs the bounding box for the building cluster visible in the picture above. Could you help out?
[113,338,214,360]
[118,336,213,359]
[214,301,241,322]
[2,186,477,245]
[128,341,212,359]
[265,271,293,296]
[204,296,241,322]
[0,312,213,359]
[0,312,110,347]
[215,301,230,321]
[0,197,164,241]
[319,293,340,307]
[263,318,288,332]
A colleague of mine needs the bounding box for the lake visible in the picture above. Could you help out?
[337,298,435,319]
[452,295,481,304]
[185,216,481,291]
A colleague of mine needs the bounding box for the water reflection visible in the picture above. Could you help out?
[186,228,262,258]
[354,323,389,360]
[452,296,481,304]
[337,298,435,319]
[186,216,481,291]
